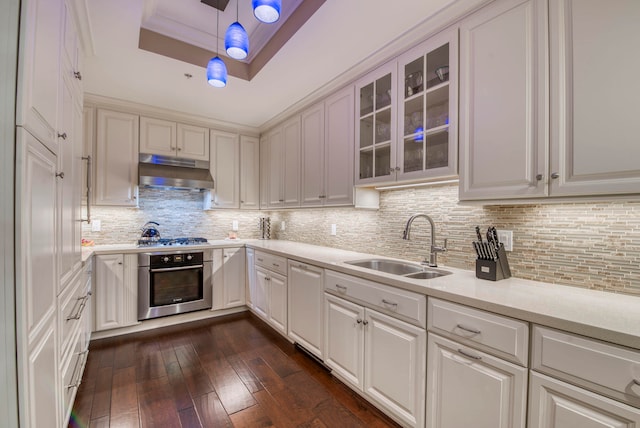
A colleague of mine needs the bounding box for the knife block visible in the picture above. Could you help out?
[475,244,511,281]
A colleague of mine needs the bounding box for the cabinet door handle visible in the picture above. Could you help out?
[362,320,369,326]
[265,277,271,281]
[381,299,398,308]
[73,71,82,80]
[536,174,543,181]
[456,324,481,335]
[356,319,362,324]
[257,258,264,262]
[458,349,482,360]
[58,132,67,140]
[551,172,560,179]
[335,284,347,292]
[632,378,640,386]
[56,172,65,179]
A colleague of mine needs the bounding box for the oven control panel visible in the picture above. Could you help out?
[149,252,203,268]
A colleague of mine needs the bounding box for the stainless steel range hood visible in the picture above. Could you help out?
[139,154,214,189]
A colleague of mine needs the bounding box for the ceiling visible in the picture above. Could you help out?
[82,0,461,130]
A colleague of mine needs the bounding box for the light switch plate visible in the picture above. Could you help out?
[91,219,101,232]
[232,220,239,231]
[331,224,337,236]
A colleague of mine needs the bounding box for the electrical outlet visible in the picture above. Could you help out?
[91,219,101,232]
[281,221,286,231]
[331,224,337,236]
[497,230,513,251]
[232,220,239,231]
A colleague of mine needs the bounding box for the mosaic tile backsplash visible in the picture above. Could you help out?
[82,185,640,296]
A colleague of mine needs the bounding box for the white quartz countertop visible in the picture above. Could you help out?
[84,239,640,349]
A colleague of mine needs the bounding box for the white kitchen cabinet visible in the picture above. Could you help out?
[94,253,138,331]
[211,247,246,310]
[288,261,324,359]
[240,135,260,209]
[301,86,355,207]
[355,61,397,184]
[548,0,640,197]
[264,116,301,208]
[140,117,209,161]
[529,372,640,428]
[95,109,139,206]
[16,0,64,153]
[208,130,240,209]
[245,248,256,309]
[177,123,209,161]
[459,0,548,201]
[139,116,176,157]
[253,251,288,335]
[396,28,458,182]
[426,333,527,428]
[57,73,83,290]
[324,292,426,428]
[15,128,60,428]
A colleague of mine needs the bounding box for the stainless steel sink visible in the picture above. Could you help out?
[344,259,452,279]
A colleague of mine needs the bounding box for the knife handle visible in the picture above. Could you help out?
[475,226,483,242]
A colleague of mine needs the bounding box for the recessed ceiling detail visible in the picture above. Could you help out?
[139,0,324,80]
[200,0,230,12]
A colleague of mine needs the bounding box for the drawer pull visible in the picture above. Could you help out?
[66,294,89,321]
[66,350,89,390]
[257,258,264,262]
[456,324,481,335]
[458,349,482,360]
[633,379,640,386]
[363,320,369,326]
[272,263,280,267]
[335,284,347,292]
[356,319,362,324]
[382,299,398,308]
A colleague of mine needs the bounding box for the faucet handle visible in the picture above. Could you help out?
[433,238,448,253]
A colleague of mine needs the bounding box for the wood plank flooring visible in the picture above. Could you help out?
[69,312,401,427]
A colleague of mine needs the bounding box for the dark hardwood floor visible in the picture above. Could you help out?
[69,312,401,427]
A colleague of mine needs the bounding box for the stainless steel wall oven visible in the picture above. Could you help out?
[138,248,212,320]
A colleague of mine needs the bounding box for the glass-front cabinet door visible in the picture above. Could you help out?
[355,61,397,184]
[397,28,458,181]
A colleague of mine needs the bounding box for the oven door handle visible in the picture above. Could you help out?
[149,264,204,273]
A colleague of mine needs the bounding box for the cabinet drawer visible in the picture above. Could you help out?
[255,250,287,275]
[428,298,529,366]
[325,270,426,327]
[59,268,90,356]
[532,325,640,407]
[61,328,88,424]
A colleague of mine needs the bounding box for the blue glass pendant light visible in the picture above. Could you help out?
[207,4,227,87]
[253,0,281,23]
[225,1,249,60]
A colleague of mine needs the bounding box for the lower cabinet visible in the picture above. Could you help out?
[426,333,527,428]
[251,251,288,335]
[324,293,426,428]
[212,247,246,310]
[94,253,138,331]
[529,372,640,428]
[287,261,324,359]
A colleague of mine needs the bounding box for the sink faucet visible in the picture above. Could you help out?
[402,214,447,267]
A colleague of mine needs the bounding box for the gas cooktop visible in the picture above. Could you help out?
[137,237,209,247]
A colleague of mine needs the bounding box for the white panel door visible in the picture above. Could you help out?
[282,116,301,207]
[95,109,139,206]
[266,128,284,207]
[365,308,426,428]
[253,266,269,319]
[245,248,256,309]
[459,0,548,200]
[549,0,640,196]
[324,293,364,390]
[267,271,287,335]
[210,130,239,208]
[426,333,527,428]
[529,372,640,428]
[139,116,176,156]
[16,0,63,152]
[324,86,354,206]
[222,248,246,308]
[288,262,324,358]
[301,102,324,207]
[177,123,209,161]
[94,254,124,331]
[240,135,260,209]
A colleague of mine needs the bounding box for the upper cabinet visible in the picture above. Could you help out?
[240,135,260,209]
[208,130,240,209]
[396,29,458,182]
[548,0,640,197]
[95,109,139,206]
[459,0,548,201]
[355,61,397,185]
[459,0,640,201]
[140,116,209,161]
[301,86,355,207]
[355,28,458,187]
[263,116,301,209]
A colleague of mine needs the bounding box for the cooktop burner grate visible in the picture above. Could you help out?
[137,237,209,247]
